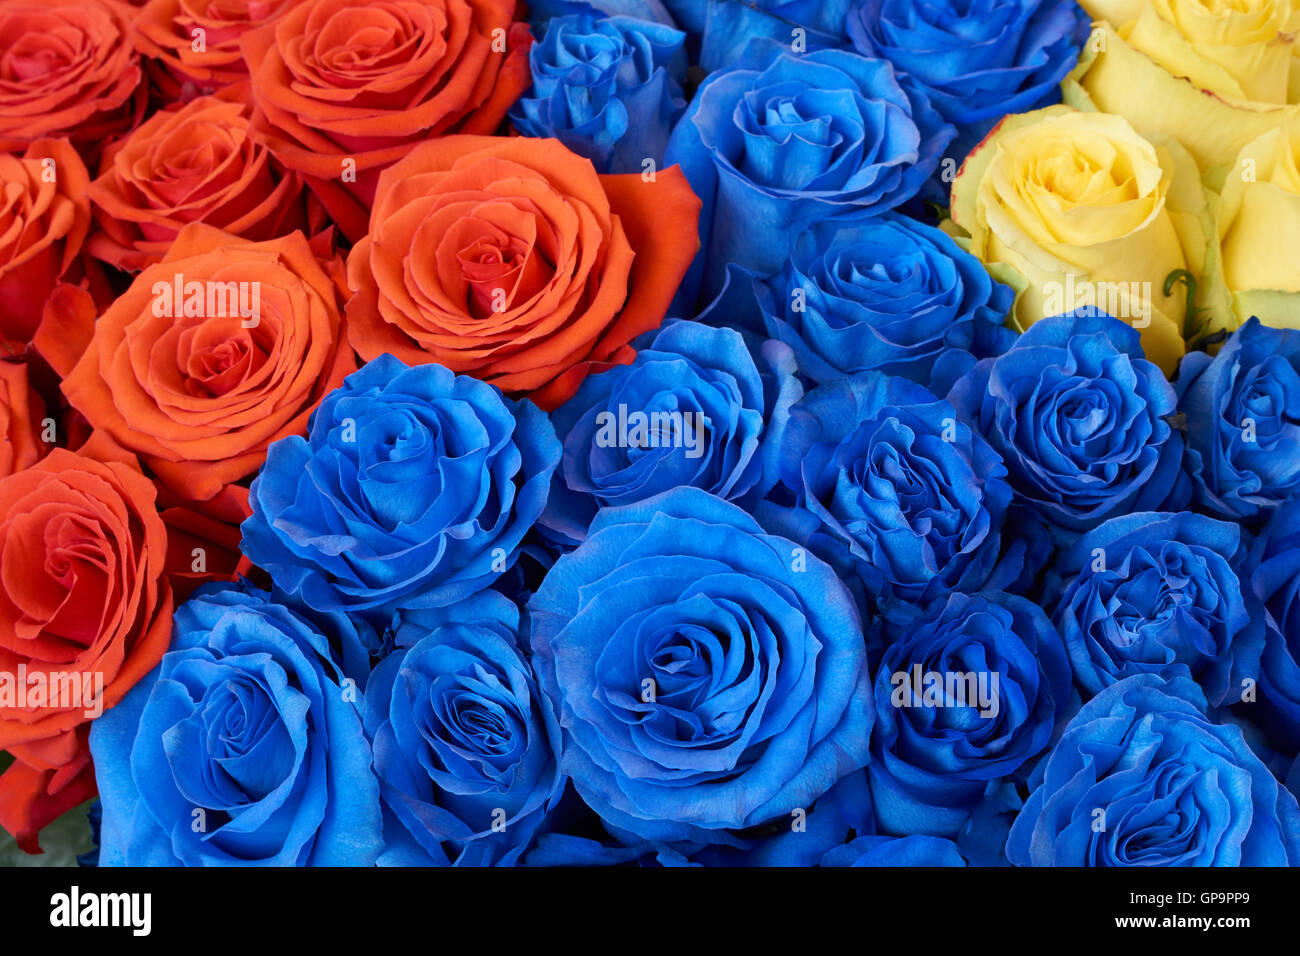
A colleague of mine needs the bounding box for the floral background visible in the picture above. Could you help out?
[1,0,1299,866]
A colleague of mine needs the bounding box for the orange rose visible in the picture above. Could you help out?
[0,447,172,853]
[0,360,49,478]
[132,0,304,101]
[60,224,357,522]
[86,88,312,271]
[346,136,701,410]
[241,0,533,240]
[0,140,92,345]
[0,0,146,155]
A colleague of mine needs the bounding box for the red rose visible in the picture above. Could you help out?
[86,88,312,271]
[0,360,49,478]
[346,136,701,409]
[0,447,172,853]
[60,224,357,522]
[0,140,91,346]
[0,0,146,156]
[131,0,305,101]
[241,0,532,239]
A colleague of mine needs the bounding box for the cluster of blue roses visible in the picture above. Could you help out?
[84,0,1300,867]
[87,310,1300,867]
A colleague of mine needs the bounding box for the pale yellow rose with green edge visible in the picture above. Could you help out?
[1067,5,1300,173]
[1206,116,1300,327]
[949,106,1200,374]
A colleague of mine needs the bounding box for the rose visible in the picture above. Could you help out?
[822,834,967,867]
[526,0,678,24]
[1007,674,1300,865]
[539,320,800,545]
[1208,117,1300,329]
[528,487,873,845]
[0,449,172,853]
[846,0,1091,156]
[241,354,561,618]
[363,591,563,865]
[1068,3,1300,172]
[948,312,1187,537]
[85,90,311,272]
[0,360,48,478]
[754,211,1016,396]
[1122,0,1298,104]
[89,583,383,865]
[949,105,1205,374]
[509,13,686,174]
[241,0,534,240]
[664,39,952,312]
[1249,500,1300,753]
[131,0,303,101]
[694,0,851,72]
[767,372,1017,627]
[869,591,1072,847]
[1047,512,1264,706]
[527,767,877,866]
[1176,317,1300,522]
[0,140,91,345]
[59,224,357,522]
[345,136,701,411]
[0,0,146,155]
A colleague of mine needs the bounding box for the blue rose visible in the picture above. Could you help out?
[539,320,801,545]
[362,591,563,866]
[528,487,873,846]
[696,0,852,71]
[754,211,1015,394]
[1177,317,1300,522]
[527,0,678,26]
[869,591,1072,845]
[665,39,953,311]
[241,354,561,619]
[847,0,1089,158]
[90,584,382,866]
[528,768,878,866]
[822,834,967,866]
[1047,512,1264,707]
[1008,675,1300,866]
[948,311,1187,537]
[510,13,687,174]
[765,372,1018,627]
[1249,501,1300,753]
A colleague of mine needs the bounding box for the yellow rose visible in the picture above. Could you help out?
[1068,3,1300,171]
[949,106,1203,373]
[1210,115,1300,326]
